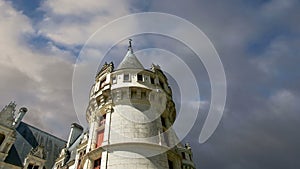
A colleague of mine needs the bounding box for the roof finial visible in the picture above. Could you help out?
[128,39,133,52]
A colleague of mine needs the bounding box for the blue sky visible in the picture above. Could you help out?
[1,0,300,168]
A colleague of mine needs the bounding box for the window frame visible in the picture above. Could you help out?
[112,75,117,84]
[137,74,143,82]
[123,74,130,82]
[0,133,5,146]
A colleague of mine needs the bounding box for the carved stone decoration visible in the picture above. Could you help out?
[0,102,16,128]
[23,145,46,169]
[30,145,46,159]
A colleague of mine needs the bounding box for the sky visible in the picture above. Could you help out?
[0,0,300,168]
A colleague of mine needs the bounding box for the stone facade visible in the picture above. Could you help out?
[54,41,196,169]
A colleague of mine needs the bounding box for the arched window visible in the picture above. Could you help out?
[0,133,5,146]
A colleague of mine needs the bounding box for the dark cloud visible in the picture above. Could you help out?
[145,0,300,168]
[1,0,300,168]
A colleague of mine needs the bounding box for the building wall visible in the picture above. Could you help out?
[103,152,169,169]
[0,103,66,169]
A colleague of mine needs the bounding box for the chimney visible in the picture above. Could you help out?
[13,107,27,127]
[66,123,83,147]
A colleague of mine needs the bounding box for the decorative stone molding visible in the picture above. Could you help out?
[23,145,46,169]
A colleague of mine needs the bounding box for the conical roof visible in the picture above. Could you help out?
[117,39,144,70]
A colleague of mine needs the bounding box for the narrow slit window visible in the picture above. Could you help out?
[161,117,166,128]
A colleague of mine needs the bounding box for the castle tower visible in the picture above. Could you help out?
[67,40,196,169]
[0,102,28,163]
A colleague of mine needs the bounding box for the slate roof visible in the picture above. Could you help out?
[117,48,144,70]
[4,122,66,169]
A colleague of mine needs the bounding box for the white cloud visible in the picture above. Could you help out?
[38,0,132,46]
[42,0,128,16]
[0,0,77,139]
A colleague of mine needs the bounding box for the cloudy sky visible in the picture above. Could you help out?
[1,0,299,168]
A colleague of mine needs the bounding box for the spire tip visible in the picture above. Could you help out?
[128,39,133,52]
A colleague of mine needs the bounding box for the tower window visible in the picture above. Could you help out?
[150,77,155,84]
[94,158,101,169]
[182,152,186,159]
[131,90,137,99]
[112,76,117,84]
[137,74,143,82]
[159,80,164,89]
[161,117,166,128]
[144,75,148,81]
[96,129,104,148]
[100,78,106,87]
[0,133,5,146]
[27,164,34,169]
[123,74,130,82]
[141,91,147,99]
[94,81,100,93]
[168,160,174,169]
[77,159,81,169]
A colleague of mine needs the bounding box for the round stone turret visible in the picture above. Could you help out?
[83,40,186,169]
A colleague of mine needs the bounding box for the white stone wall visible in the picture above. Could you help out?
[102,151,168,169]
[109,107,161,144]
